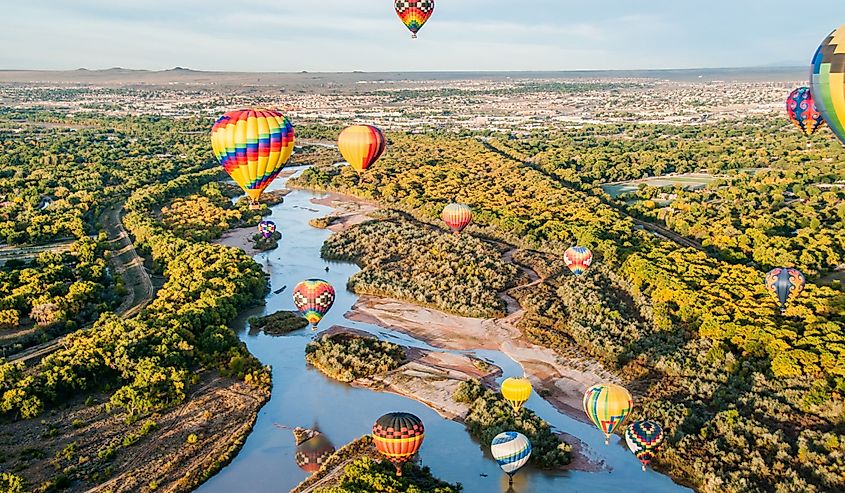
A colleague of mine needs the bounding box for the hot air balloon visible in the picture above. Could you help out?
[338,125,386,176]
[786,87,825,138]
[583,383,633,444]
[294,429,336,474]
[811,23,845,146]
[395,0,434,39]
[211,109,295,209]
[441,203,472,234]
[625,420,664,471]
[564,246,593,276]
[765,268,805,313]
[501,377,532,415]
[372,412,425,476]
[490,431,531,486]
[293,279,336,330]
[258,220,277,239]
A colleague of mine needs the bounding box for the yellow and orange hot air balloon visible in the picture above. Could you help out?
[337,125,386,176]
[211,109,295,209]
[583,383,633,444]
[501,377,532,414]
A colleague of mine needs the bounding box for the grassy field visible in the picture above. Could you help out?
[602,173,719,197]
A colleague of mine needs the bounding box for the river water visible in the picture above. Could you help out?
[199,174,691,493]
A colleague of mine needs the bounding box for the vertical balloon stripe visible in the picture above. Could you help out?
[583,383,633,439]
[441,203,472,233]
[338,125,386,173]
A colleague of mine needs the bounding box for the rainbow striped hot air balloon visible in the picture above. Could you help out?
[583,383,633,444]
[211,109,295,209]
[786,87,825,137]
[293,279,335,330]
[564,246,593,276]
[490,431,531,486]
[501,377,532,415]
[338,125,386,175]
[765,267,805,313]
[372,412,425,476]
[625,420,665,471]
[811,23,845,146]
[441,203,472,234]
[394,0,434,39]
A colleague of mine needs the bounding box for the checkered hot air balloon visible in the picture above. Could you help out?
[372,412,425,476]
[294,431,336,474]
[811,23,845,146]
[338,125,386,175]
[293,279,336,330]
[441,203,472,234]
[786,87,825,138]
[394,0,434,39]
[490,431,531,486]
[258,220,276,239]
[211,109,295,209]
[583,383,633,444]
[765,267,805,313]
[501,377,532,415]
[625,420,665,471]
[564,246,593,276]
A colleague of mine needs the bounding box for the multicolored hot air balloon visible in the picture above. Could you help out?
[787,87,825,137]
[293,279,336,330]
[490,431,531,486]
[501,377,532,415]
[441,203,472,234]
[394,0,434,39]
[258,220,277,239]
[293,428,336,474]
[372,412,425,476]
[583,383,633,444]
[211,109,295,209]
[338,125,386,175]
[564,246,593,276]
[625,420,665,471]
[765,267,805,313]
[811,23,845,146]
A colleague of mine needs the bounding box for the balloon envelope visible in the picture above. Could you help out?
[442,203,472,233]
[501,377,532,413]
[625,420,664,471]
[372,412,425,476]
[491,431,531,476]
[211,109,294,204]
[293,279,336,328]
[295,432,336,473]
[258,220,276,239]
[811,24,845,146]
[765,268,805,312]
[395,0,434,38]
[564,246,593,275]
[338,125,386,174]
[583,383,633,442]
[786,87,825,137]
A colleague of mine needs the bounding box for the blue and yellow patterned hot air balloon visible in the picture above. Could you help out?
[211,109,295,209]
[811,23,845,146]
[583,383,633,444]
[765,268,805,313]
[625,420,665,471]
[490,431,531,486]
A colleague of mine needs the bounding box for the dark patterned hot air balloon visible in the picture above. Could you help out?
[294,429,336,474]
[786,87,825,137]
[258,220,277,239]
[564,246,593,276]
[811,23,845,146]
[441,203,472,234]
[372,412,425,476]
[211,109,295,209]
[395,0,434,39]
[583,383,633,444]
[490,431,531,486]
[293,279,336,330]
[765,268,805,313]
[625,420,665,471]
[338,125,386,175]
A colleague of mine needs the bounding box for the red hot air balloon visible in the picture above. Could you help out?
[372,412,425,476]
[441,203,472,234]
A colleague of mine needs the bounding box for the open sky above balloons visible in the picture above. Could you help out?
[2,0,844,71]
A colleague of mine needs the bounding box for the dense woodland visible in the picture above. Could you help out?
[305,332,405,383]
[294,121,845,492]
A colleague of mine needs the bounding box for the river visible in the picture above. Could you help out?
[199,173,691,493]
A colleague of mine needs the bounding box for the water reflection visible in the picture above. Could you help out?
[293,427,336,474]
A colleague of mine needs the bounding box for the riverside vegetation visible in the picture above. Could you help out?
[305,332,405,383]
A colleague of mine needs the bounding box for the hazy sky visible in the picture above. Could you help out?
[2,0,843,72]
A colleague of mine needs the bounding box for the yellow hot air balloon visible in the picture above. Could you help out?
[501,377,532,414]
[337,125,386,175]
[211,109,295,209]
[583,383,633,444]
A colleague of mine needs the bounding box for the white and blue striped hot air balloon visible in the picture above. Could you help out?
[491,431,532,485]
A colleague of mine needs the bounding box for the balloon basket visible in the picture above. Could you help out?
[249,203,261,211]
